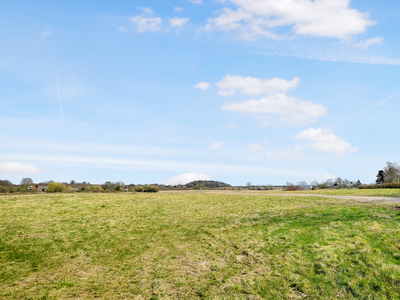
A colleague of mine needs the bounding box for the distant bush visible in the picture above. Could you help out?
[47,182,66,193]
[135,186,145,192]
[85,185,103,193]
[359,182,400,189]
[134,185,159,193]
[91,185,103,193]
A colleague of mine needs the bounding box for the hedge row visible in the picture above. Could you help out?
[359,182,400,189]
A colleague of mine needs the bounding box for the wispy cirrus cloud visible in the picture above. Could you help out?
[0,162,44,174]
[355,37,384,49]
[0,153,321,178]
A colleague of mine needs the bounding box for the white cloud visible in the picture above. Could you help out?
[206,0,375,40]
[207,141,223,150]
[222,93,327,127]
[0,162,44,174]
[131,15,162,33]
[294,127,358,155]
[355,37,384,49]
[248,143,264,151]
[216,75,300,96]
[174,7,183,11]
[189,0,203,4]
[160,172,211,185]
[141,7,154,14]
[194,82,211,90]
[170,17,190,27]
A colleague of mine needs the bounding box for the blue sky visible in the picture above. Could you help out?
[1,0,399,186]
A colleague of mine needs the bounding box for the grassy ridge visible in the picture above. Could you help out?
[1,193,400,299]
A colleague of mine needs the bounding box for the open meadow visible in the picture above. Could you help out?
[2,192,400,299]
[236,188,400,197]
[284,189,400,197]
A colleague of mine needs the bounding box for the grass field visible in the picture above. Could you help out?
[244,188,400,197]
[2,192,400,299]
[287,189,400,197]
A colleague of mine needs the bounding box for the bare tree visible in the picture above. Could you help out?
[20,178,33,186]
[343,179,350,188]
[383,161,400,183]
[297,181,307,185]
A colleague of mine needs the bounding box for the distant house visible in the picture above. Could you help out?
[37,185,49,192]
[27,186,39,191]
[286,185,315,191]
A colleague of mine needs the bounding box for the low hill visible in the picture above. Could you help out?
[185,180,231,189]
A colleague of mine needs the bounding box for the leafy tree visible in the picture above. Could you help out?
[70,180,76,184]
[376,170,385,184]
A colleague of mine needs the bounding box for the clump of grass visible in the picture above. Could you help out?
[1,193,400,298]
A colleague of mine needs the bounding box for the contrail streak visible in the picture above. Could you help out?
[331,92,399,129]
[56,77,64,120]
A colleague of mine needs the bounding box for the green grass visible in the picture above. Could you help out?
[286,188,400,197]
[1,193,400,299]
